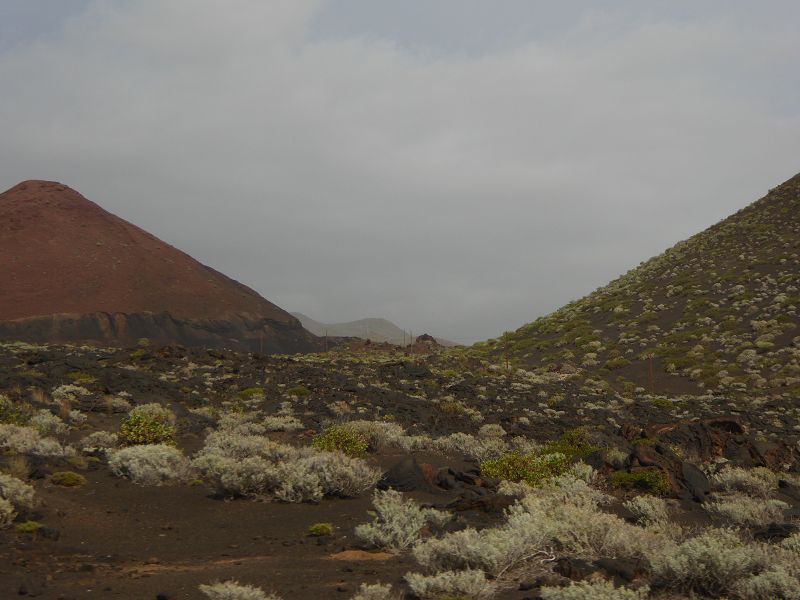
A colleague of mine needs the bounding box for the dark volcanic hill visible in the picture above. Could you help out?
[0,180,318,353]
[479,172,800,398]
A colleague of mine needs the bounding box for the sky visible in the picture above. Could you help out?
[1,1,799,343]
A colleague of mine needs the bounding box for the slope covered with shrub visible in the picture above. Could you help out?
[478,172,800,398]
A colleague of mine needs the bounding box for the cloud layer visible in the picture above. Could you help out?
[1,1,799,342]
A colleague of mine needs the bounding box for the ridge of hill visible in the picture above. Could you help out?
[477,172,800,398]
[0,180,318,353]
[292,312,457,346]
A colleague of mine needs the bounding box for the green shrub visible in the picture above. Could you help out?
[481,429,598,488]
[238,387,265,399]
[66,371,96,385]
[119,404,176,446]
[311,425,369,457]
[481,451,571,487]
[15,520,43,534]
[50,471,87,487]
[308,522,334,536]
[286,385,310,397]
[609,470,671,495]
[541,429,598,460]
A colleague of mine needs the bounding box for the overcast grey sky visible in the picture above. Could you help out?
[1,1,799,342]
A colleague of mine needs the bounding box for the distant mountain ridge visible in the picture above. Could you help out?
[292,312,456,346]
[0,180,318,353]
[478,172,800,398]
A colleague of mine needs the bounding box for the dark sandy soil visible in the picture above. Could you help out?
[1,342,798,599]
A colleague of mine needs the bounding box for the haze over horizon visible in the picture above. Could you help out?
[1,1,799,343]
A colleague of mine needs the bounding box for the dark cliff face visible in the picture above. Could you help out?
[0,312,321,354]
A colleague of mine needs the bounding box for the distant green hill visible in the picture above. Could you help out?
[476,172,800,399]
[292,313,456,346]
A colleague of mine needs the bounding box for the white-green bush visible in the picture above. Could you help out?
[355,489,450,552]
[51,384,91,403]
[734,565,800,600]
[711,466,778,497]
[217,411,266,436]
[199,580,281,600]
[650,528,769,596]
[108,444,192,486]
[540,581,650,600]
[706,493,788,526]
[68,409,87,425]
[350,582,397,600]
[0,424,74,457]
[433,432,507,461]
[30,410,68,436]
[781,532,800,553]
[0,473,35,512]
[404,569,489,599]
[414,476,665,576]
[192,430,379,502]
[624,495,669,525]
[262,415,303,432]
[81,431,119,453]
[0,497,15,529]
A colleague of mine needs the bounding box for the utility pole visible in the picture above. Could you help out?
[324,329,328,353]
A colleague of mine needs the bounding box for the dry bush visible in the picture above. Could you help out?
[355,489,450,552]
[624,495,669,525]
[540,581,650,600]
[414,475,667,576]
[650,528,769,596]
[262,415,303,432]
[0,473,35,512]
[705,492,788,527]
[404,569,490,599]
[711,466,778,497]
[0,497,16,529]
[29,410,68,436]
[192,430,379,502]
[108,444,192,486]
[0,455,30,480]
[0,424,74,457]
[51,384,90,404]
[350,582,398,600]
[81,431,119,454]
[433,432,508,462]
[199,580,281,600]
[733,565,800,600]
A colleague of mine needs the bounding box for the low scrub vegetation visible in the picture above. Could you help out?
[199,580,281,600]
[108,444,192,486]
[356,489,450,552]
[119,403,177,445]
